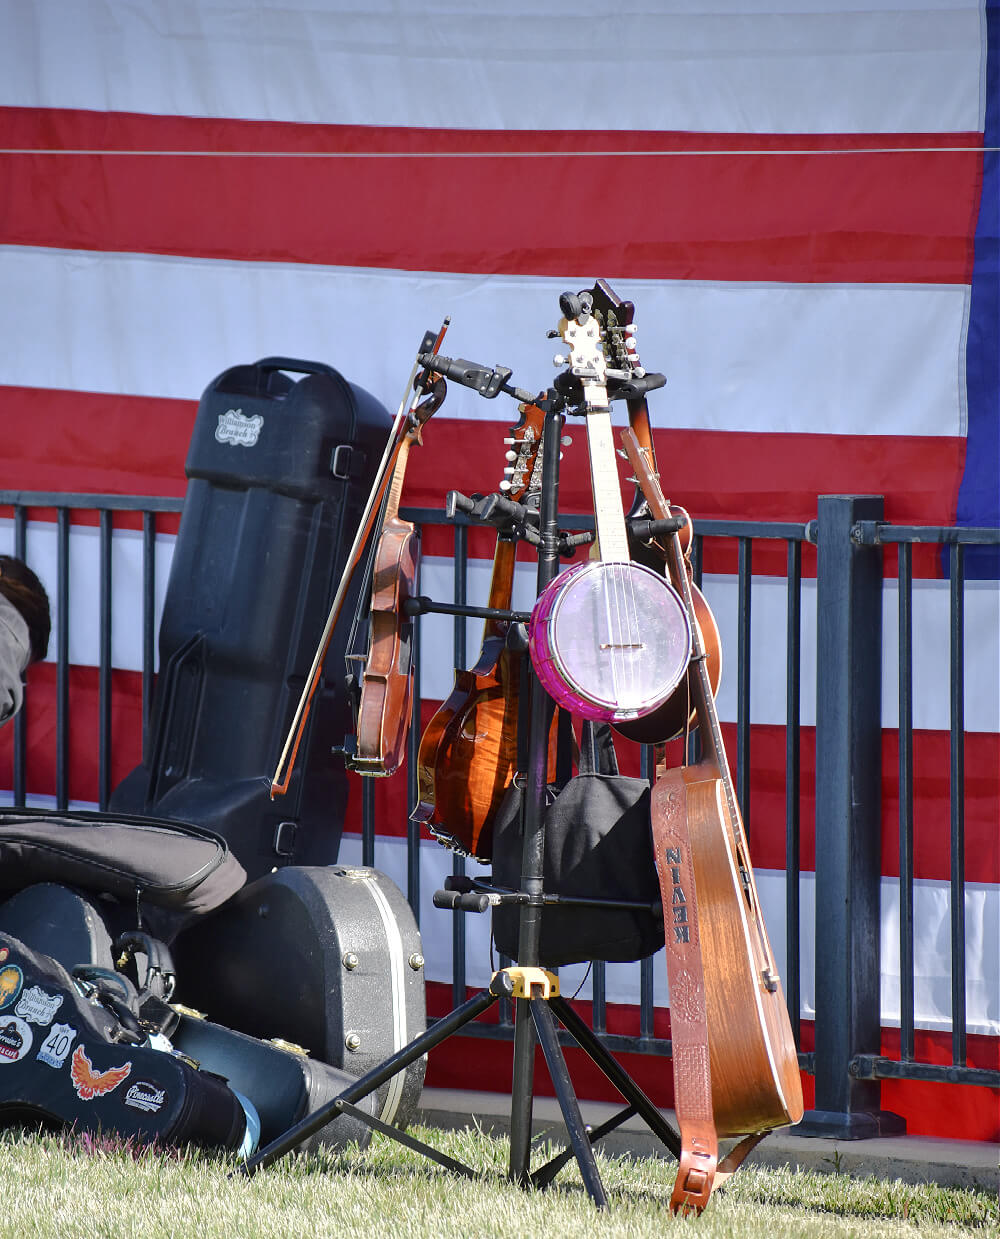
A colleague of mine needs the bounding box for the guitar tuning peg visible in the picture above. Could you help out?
[561,435,573,446]
[502,437,516,445]
[552,354,568,366]
[499,480,512,492]
[505,450,517,461]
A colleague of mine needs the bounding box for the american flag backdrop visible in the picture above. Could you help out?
[1,1,997,1140]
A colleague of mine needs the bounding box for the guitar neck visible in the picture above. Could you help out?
[585,408,630,562]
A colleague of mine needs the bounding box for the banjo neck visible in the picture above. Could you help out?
[560,310,630,563]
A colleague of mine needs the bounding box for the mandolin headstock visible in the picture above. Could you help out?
[499,400,546,505]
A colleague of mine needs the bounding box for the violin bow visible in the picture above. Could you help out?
[270,318,450,798]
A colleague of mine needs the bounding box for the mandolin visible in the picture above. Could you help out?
[413,401,557,861]
[528,293,692,724]
[635,441,803,1210]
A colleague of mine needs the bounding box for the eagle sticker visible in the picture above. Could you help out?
[70,1045,132,1100]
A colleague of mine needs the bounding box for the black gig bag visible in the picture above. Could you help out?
[491,722,664,966]
[0,806,247,945]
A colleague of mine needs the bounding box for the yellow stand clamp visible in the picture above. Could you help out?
[493,966,560,1000]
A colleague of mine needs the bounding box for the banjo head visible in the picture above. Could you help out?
[528,560,692,721]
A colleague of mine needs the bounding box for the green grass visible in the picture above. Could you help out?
[0,1124,995,1239]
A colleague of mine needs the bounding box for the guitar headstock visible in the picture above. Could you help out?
[553,280,663,410]
[499,401,546,504]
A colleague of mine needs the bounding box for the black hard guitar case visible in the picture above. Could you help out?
[110,356,393,881]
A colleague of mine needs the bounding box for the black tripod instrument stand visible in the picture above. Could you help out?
[240,367,683,1210]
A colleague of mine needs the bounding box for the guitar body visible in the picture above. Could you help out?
[654,764,803,1136]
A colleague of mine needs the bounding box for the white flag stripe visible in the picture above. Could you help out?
[0,520,175,674]
[0,247,969,441]
[418,556,1000,733]
[338,834,1000,1037]
[3,524,996,735]
[0,0,984,135]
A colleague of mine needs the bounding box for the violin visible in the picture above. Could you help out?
[413,400,557,861]
[346,377,445,777]
[270,322,448,798]
[635,441,803,1210]
[527,291,693,725]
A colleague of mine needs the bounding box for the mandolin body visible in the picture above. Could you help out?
[413,637,557,860]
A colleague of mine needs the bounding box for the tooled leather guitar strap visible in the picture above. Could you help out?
[650,768,765,1214]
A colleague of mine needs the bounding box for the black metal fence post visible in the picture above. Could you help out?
[800,494,904,1138]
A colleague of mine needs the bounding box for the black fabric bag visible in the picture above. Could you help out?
[0,808,246,940]
[491,722,664,966]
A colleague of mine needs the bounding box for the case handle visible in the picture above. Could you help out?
[254,356,339,378]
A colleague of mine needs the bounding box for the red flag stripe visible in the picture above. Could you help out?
[1,386,966,576]
[0,109,981,285]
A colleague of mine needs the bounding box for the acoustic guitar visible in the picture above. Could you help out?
[629,431,803,1209]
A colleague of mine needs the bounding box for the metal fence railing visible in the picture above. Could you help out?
[2,489,998,1137]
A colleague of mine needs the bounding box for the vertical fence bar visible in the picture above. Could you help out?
[949,544,967,1065]
[784,538,802,1044]
[897,541,915,1061]
[591,960,607,1035]
[803,495,902,1138]
[56,509,70,812]
[361,777,376,869]
[98,509,113,810]
[141,511,157,761]
[736,536,752,831]
[451,523,469,1009]
[12,505,28,806]
[687,534,704,767]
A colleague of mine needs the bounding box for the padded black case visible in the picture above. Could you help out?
[110,357,393,880]
[173,865,427,1129]
[0,933,247,1151]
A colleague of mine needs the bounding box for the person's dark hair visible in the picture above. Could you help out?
[0,555,51,664]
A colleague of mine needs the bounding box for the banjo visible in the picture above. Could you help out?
[528,289,692,723]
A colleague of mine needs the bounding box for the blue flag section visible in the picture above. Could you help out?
[960,1,1000,577]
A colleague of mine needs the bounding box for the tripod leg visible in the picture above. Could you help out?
[507,996,536,1184]
[531,1000,608,1209]
[550,994,681,1159]
[240,986,498,1175]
